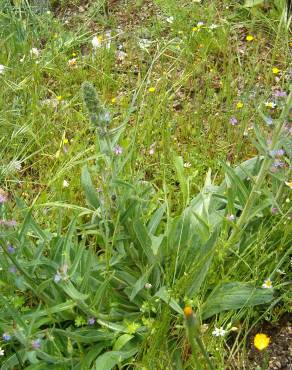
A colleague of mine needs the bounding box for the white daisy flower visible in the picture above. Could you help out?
[212,327,226,337]
[265,101,276,109]
[0,64,5,74]
[0,347,4,356]
[183,162,191,168]
[262,278,273,289]
[92,36,103,49]
[30,47,40,58]
[166,16,174,24]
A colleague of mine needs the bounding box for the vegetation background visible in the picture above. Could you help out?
[0,0,291,369]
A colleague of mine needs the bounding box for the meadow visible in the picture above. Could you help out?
[0,0,291,369]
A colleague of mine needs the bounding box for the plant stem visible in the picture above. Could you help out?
[228,89,292,245]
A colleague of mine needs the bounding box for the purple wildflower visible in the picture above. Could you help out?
[5,220,17,227]
[270,149,285,157]
[7,245,15,254]
[227,214,235,221]
[32,339,41,349]
[2,333,11,341]
[273,160,285,168]
[229,117,238,126]
[113,145,123,155]
[0,194,7,204]
[271,207,278,214]
[273,90,287,98]
[88,318,95,325]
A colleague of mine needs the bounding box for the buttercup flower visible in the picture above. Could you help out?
[236,102,244,109]
[148,87,156,93]
[262,278,273,289]
[254,333,270,350]
[272,67,280,75]
[246,35,254,42]
[212,327,226,337]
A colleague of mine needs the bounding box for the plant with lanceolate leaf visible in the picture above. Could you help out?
[0,83,290,369]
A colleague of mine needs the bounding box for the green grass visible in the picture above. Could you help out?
[0,0,291,369]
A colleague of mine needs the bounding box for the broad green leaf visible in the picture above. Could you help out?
[147,204,166,234]
[113,334,134,351]
[221,162,249,207]
[81,165,100,209]
[95,349,138,370]
[53,328,114,343]
[23,301,76,320]
[130,267,153,301]
[186,230,218,296]
[79,343,109,369]
[202,282,274,319]
[174,155,189,207]
[133,220,156,264]
[155,286,183,314]
[60,281,89,301]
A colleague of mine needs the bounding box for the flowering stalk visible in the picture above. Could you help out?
[229,89,292,244]
[184,307,215,370]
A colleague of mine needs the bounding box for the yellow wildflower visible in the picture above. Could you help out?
[285,181,292,189]
[56,95,63,101]
[272,67,280,74]
[246,35,254,42]
[236,102,244,109]
[183,306,193,318]
[254,333,270,350]
[192,27,198,32]
[111,97,116,104]
[63,138,69,145]
[148,87,156,93]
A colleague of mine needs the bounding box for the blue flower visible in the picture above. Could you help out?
[7,245,15,254]
[2,333,11,341]
[32,339,41,349]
